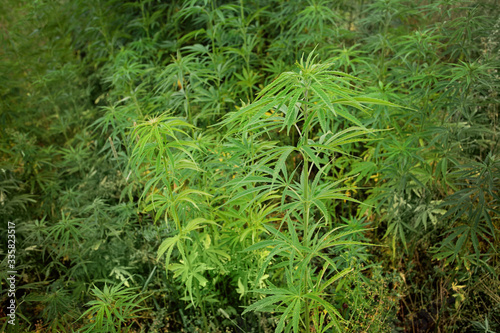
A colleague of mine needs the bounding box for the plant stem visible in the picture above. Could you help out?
[302,88,311,332]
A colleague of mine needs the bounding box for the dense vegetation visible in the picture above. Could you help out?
[1,0,499,332]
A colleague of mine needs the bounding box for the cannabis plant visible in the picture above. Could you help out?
[220,52,396,332]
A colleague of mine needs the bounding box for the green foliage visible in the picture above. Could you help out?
[78,283,149,333]
[1,0,499,332]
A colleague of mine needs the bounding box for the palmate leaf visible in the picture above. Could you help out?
[242,293,288,314]
[157,218,216,270]
[219,96,282,133]
[170,251,215,305]
[235,145,293,178]
[129,115,198,173]
[221,53,396,141]
[255,71,300,101]
[242,286,344,333]
[222,146,292,199]
[222,184,272,207]
[241,284,299,333]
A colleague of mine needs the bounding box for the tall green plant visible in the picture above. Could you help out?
[221,52,396,332]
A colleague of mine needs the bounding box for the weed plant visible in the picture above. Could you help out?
[0,0,499,332]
